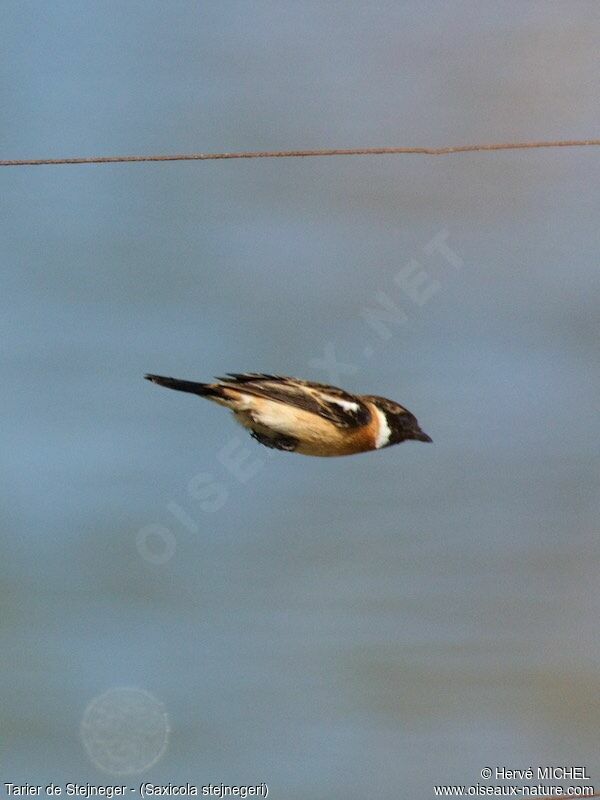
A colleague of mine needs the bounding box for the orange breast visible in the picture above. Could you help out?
[233,397,378,457]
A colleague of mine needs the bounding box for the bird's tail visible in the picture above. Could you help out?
[144,374,219,397]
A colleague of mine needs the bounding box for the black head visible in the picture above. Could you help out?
[366,396,432,446]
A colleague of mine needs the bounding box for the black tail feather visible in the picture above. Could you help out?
[144,374,216,397]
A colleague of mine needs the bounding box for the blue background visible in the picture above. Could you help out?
[2,1,599,795]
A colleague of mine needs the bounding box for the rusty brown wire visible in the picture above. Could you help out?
[1,139,599,167]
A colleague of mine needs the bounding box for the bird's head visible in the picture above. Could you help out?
[367,396,433,446]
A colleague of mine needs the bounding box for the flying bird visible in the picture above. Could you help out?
[144,373,431,457]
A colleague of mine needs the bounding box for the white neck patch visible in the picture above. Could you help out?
[374,406,392,448]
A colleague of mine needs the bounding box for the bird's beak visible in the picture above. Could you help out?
[415,431,433,443]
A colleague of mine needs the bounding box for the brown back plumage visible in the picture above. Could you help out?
[214,373,372,428]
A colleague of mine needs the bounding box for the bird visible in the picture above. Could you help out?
[144,372,432,457]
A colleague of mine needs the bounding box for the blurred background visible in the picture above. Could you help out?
[1,1,599,795]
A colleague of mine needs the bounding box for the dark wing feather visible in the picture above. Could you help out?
[216,372,287,384]
[215,374,371,428]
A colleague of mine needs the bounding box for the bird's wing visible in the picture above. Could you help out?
[215,373,371,428]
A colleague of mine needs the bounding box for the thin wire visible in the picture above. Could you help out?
[1,139,599,167]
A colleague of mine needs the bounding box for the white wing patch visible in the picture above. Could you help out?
[320,395,360,412]
[374,406,392,448]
